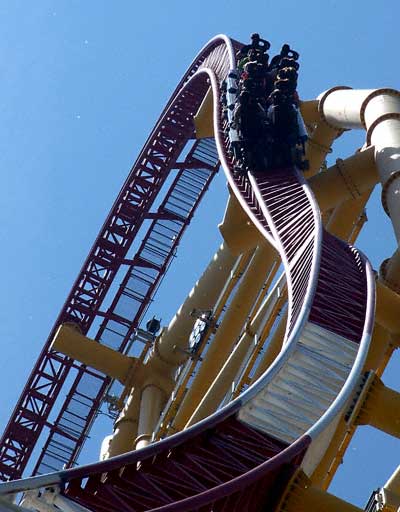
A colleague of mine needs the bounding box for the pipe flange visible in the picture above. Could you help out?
[366,112,400,146]
[380,169,400,217]
[318,85,352,130]
[336,157,361,199]
[379,258,400,294]
[360,88,400,128]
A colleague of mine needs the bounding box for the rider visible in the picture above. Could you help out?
[237,33,271,61]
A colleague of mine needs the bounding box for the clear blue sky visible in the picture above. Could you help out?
[0,0,399,507]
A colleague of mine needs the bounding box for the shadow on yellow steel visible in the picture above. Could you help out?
[277,470,362,512]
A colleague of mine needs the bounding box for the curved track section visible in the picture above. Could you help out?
[0,35,375,511]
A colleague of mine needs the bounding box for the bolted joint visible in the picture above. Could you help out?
[335,157,362,199]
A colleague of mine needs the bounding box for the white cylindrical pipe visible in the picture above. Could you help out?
[319,88,375,129]
[364,94,400,241]
[369,119,400,180]
[364,91,400,128]
[319,86,400,242]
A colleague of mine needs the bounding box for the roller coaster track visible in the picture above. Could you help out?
[0,35,376,511]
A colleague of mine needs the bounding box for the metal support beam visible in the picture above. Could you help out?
[51,324,136,384]
[186,264,283,426]
[194,86,214,138]
[308,146,377,212]
[277,470,362,512]
[351,373,400,438]
[172,243,277,431]
[326,191,371,241]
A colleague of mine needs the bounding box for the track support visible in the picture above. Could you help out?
[350,373,400,438]
[278,470,362,512]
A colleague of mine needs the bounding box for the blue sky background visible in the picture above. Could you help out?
[0,0,399,507]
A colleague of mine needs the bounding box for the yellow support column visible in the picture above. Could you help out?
[219,191,262,254]
[171,243,277,431]
[186,269,282,426]
[107,392,141,457]
[381,248,400,292]
[326,190,371,241]
[363,323,393,374]
[308,147,377,212]
[381,466,400,510]
[252,309,288,381]
[299,100,319,124]
[304,120,343,178]
[278,470,362,512]
[135,385,166,450]
[376,279,400,334]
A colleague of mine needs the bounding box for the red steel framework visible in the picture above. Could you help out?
[33,138,220,475]
[0,58,223,480]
